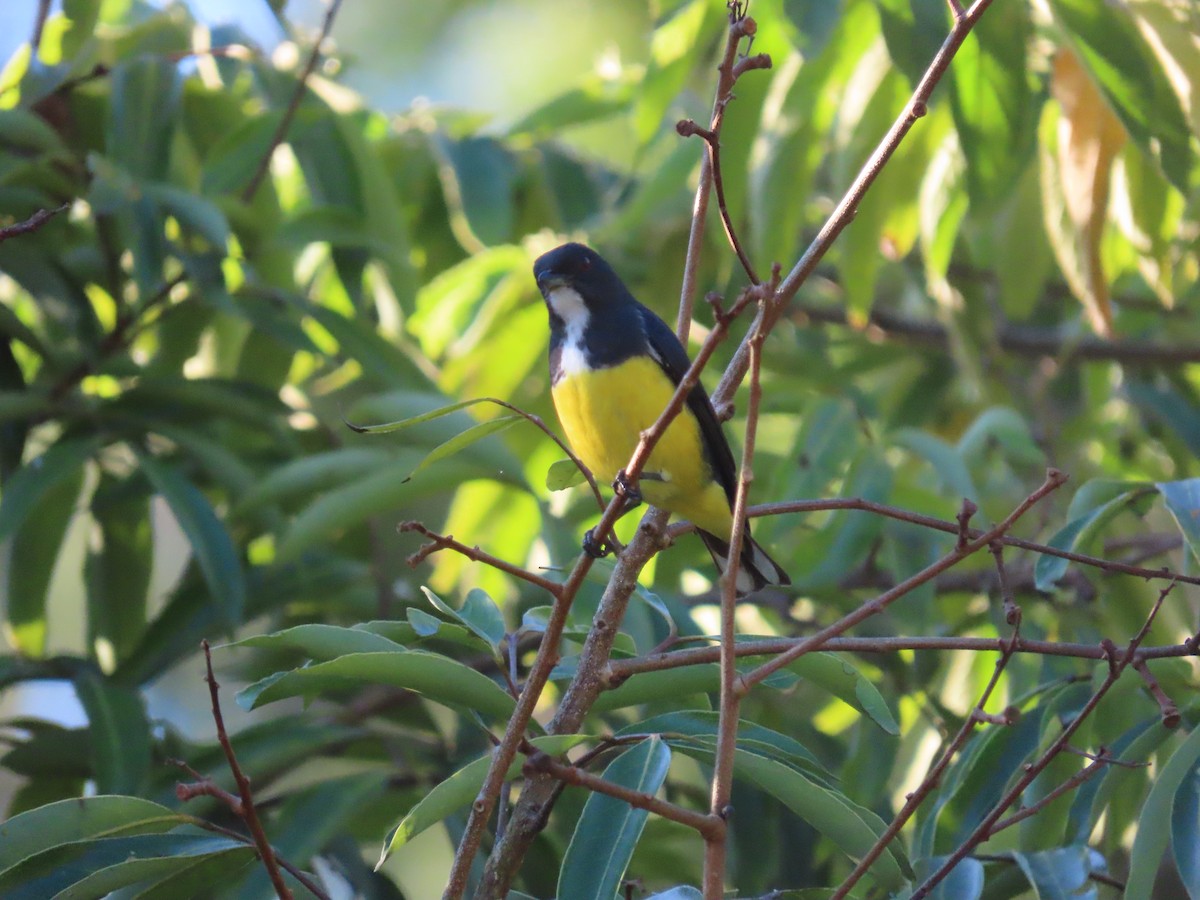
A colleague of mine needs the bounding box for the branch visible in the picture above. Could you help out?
[242,0,345,203]
[399,521,564,598]
[712,0,998,409]
[693,496,1200,589]
[197,640,294,900]
[607,634,1199,681]
[524,748,722,838]
[833,627,1021,899]
[675,4,760,335]
[0,203,68,244]
[706,299,770,897]
[793,301,1200,366]
[911,581,1175,897]
[739,469,1066,691]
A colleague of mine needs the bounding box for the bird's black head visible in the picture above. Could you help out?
[533,242,627,309]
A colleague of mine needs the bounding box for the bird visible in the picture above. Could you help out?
[533,241,790,595]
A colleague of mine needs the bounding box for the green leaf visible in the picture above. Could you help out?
[1012,845,1103,900]
[3,439,88,656]
[236,650,516,720]
[135,452,245,625]
[0,437,100,544]
[546,457,588,491]
[1173,750,1200,898]
[948,0,1035,208]
[231,623,407,659]
[1050,0,1193,192]
[634,0,721,146]
[143,182,231,248]
[1156,479,1200,565]
[507,70,639,139]
[0,834,246,900]
[201,111,284,195]
[232,447,391,514]
[107,56,181,181]
[1034,481,1151,590]
[874,0,946,87]
[346,397,504,435]
[913,855,984,900]
[558,737,672,900]
[618,710,832,781]
[893,428,977,503]
[72,671,152,795]
[676,743,909,888]
[789,652,900,736]
[86,477,153,664]
[377,733,593,866]
[421,587,508,653]
[0,796,186,873]
[403,415,520,482]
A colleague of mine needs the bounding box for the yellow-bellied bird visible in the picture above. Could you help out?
[534,242,789,595]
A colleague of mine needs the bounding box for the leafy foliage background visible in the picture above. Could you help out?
[1,0,1199,897]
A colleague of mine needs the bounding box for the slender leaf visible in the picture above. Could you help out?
[377,734,592,867]
[558,737,672,900]
[236,650,516,720]
[135,452,245,625]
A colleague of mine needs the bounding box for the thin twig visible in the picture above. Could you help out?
[911,582,1175,897]
[524,749,722,838]
[675,5,756,336]
[832,628,1020,899]
[607,634,1199,681]
[673,496,1200,589]
[242,0,345,202]
[793,301,1200,366]
[712,0,999,410]
[188,818,332,900]
[1132,659,1181,728]
[30,0,52,56]
[0,203,69,244]
[740,470,1066,692]
[199,640,294,900]
[987,752,1112,834]
[705,303,768,898]
[399,521,564,597]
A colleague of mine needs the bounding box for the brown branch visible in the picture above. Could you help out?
[675,5,757,336]
[30,0,52,56]
[706,302,769,897]
[694,497,1200,588]
[183,814,332,900]
[1132,659,1181,728]
[833,628,1021,899]
[793,301,1200,366]
[242,0,345,203]
[713,0,998,410]
[0,203,68,244]
[199,640,293,900]
[987,752,1112,835]
[399,521,564,598]
[911,582,1175,897]
[607,634,1199,681]
[740,469,1066,692]
[523,749,722,838]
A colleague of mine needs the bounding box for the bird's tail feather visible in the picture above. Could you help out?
[698,529,790,596]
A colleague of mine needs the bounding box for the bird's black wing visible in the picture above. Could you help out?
[638,304,738,505]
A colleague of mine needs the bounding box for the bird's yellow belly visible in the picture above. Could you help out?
[551,357,732,536]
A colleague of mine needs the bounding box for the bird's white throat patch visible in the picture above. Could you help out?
[547,286,590,376]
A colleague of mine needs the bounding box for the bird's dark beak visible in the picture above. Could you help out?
[536,269,568,291]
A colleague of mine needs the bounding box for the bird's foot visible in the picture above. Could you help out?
[582,527,617,558]
[613,469,642,513]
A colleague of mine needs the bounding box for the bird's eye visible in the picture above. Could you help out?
[579,256,592,272]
